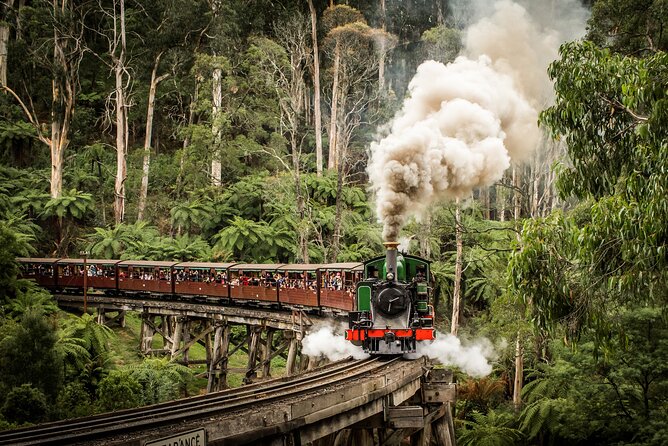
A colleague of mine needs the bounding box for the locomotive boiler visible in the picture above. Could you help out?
[345,242,435,354]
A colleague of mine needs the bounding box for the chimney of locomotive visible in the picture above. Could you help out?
[384,241,400,282]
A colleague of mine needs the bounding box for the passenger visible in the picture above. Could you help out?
[333,273,342,290]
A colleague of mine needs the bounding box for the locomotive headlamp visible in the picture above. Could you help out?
[386,272,394,281]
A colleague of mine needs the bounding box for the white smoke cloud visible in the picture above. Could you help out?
[301,323,369,361]
[369,0,588,241]
[406,332,499,378]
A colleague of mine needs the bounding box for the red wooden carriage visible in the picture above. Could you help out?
[173,262,236,299]
[228,264,283,303]
[118,260,176,295]
[277,264,320,307]
[16,258,59,288]
[55,258,121,292]
[318,263,363,311]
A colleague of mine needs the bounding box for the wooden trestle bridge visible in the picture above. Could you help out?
[56,293,324,389]
[1,294,457,446]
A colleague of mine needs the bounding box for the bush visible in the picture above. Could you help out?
[1,384,48,424]
[96,370,142,411]
[56,381,94,419]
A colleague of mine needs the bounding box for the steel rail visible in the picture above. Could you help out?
[0,357,401,445]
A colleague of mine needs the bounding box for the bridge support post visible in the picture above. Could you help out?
[244,325,262,384]
[170,316,186,359]
[139,313,155,355]
[285,331,298,376]
[96,308,126,327]
[262,328,275,378]
[207,321,231,392]
[182,318,191,364]
[161,315,174,352]
[432,404,455,446]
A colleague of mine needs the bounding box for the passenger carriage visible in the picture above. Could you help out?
[173,262,235,300]
[117,260,176,295]
[319,263,363,312]
[228,263,283,304]
[16,258,59,288]
[276,264,320,307]
[56,258,121,293]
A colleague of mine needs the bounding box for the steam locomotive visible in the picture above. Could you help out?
[346,242,436,354]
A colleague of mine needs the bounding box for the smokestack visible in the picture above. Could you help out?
[384,241,399,281]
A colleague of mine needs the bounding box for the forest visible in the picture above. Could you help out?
[0,0,667,444]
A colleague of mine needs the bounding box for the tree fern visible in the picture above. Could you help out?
[458,410,523,446]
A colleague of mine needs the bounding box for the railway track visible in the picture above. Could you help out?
[0,356,400,445]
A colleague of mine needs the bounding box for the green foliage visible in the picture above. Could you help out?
[127,358,193,406]
[509,212,581,335]
[1,384,48,425]
[41,189,93,220]
[541,41,668,201]
[159,234,211,261]
[458,377,507,416]
[458,409,523,446]
[88,222,160,259]
[96,358,193,411]
[60,314,114,362]
[88,226,137,259]
[0,310,64,400]
[524,41,668,342]
[7,281,58,318]
[212,216,292,262]
[421,25,462,64]
[55,382,94,420]
[0,222,35,300]
[0,120,37,155]
[96,369,142,411]
[321,5,366,35]
[170,198,214,235]
[587,0,668,54]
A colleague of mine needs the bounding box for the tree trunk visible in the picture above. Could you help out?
[176,84,197,197]
[418,209,432,258]
[327,41,340,170]
[137,53,168,222]
[113,65,127,224]
[531,154,540,218]
[308,0,323,177]
[211,66,223,186]
[111,0,128,224]
[0,0,14,86]
[50,0,77,199]
[330,160,344,262]
[50,119,65,198]
[513,164,521,223]
[0,23,8,87]
[4,0,79,198]
[512,163,524,411]
[378,0,386,92]
[450,198,463,336]
[513,332,524,411]
[497,173,506,222]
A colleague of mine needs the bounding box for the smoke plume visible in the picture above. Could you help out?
[369,0,587,240]
[301,323,369,361]
[407,333,499,377]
